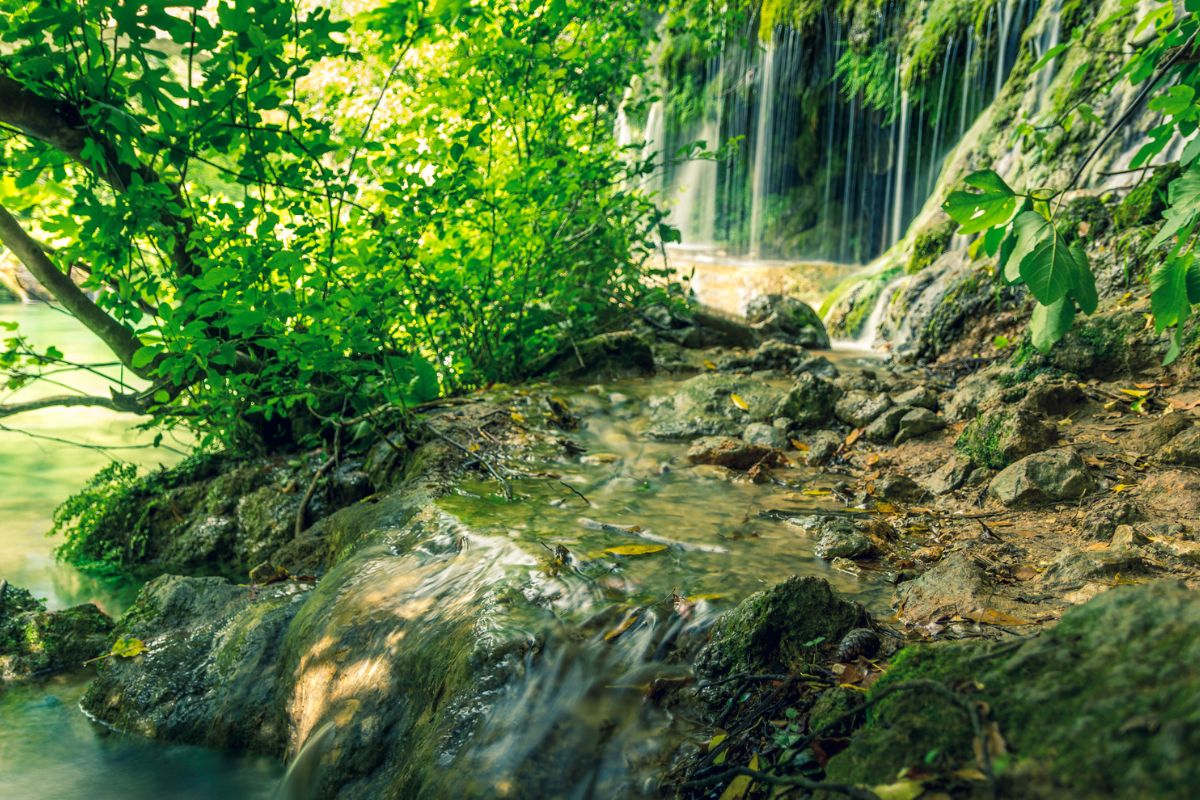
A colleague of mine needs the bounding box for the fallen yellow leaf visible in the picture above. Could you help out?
[790,438,810,452]
[870,780,925,800]
[604,544,668,556]
[730,393,750,411]
[604,614,638,641]
[1111,483,1136,493]
[1120,388,1150,399]
[703,359,718,370]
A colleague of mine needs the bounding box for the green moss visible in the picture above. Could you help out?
[955,410,1008,469]
[1113,162,1181,229]
[828,582,1200,797]
[907,217,957,274]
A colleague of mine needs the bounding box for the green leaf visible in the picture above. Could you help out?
[943,170,1020,235]
[1151,255,1193,331]
[1031,297,1076,353]
[1011,212,1093,306]
[131,346,160,369]
[110,636,146,659]
[1149,85,1196,117]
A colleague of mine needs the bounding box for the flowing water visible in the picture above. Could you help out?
[0,303,283,800]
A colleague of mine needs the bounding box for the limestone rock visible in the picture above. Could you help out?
[865,406,910,443]
[835,391,892,428]
[742,422,788,450]
[988,448,1095,507]
[924,454,973,495]
[1,582,113,682]
[646,373,784,440]
[892,386,938,411]
[894,408,945,444]
[1156,425,1200,467]
[744,294,831,349]
[774,373,841,429]
[686,436,784,471]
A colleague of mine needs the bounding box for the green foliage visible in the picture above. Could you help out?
[49,461,144,573]
[0,0,673,449]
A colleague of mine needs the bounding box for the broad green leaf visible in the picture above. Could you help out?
[1031,297,1076,353]
[943,170,1020,235]
[1011,212,1093,306]
[1149,85,1196,116]
[1151,255,1193,331]
[1070,243,1098,314]
[110,636,146,659]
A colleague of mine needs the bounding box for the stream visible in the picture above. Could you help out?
[0,304,283,799]
[1,305,891,798]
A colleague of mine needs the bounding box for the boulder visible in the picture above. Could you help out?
[1,581,113,682]
[800,430,844,466]
[835,391,892,428]
[865,406,910,443]
[874,474,926,503]
[1156,425,1200,467]
[538,331,654,380]
[924,454,973,495]
[717,341,838,377]
[989,448,1095,507]
[744,295,831,349]
[774,373,842,429]
[893,408,945,444]
[694,576,867,686]
[790,515,881,560]
[646,373,784,440]
[892,386,938,411]
[957,407,1058,469]
[830,582,1200,798]
[686,436,784,471]
[742,422,788,450]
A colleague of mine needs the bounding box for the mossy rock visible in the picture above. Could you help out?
[907,217,957,274]
[956,407,1057,470]
[827,581,1200,798]
[1113,163,1181,229]
[537,330,655,380]
[1,582,113,682]
[694,576,867,687]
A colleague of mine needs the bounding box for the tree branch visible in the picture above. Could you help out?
[0,394,124,417]
[0,203,152,379]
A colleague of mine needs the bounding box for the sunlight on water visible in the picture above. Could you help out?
[0,303,281,800]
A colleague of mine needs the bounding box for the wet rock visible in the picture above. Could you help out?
[791,515,887,560]
[878,256,1004,361]
[1156,425,1200,466]
[892,385,938,411]
[865,406,910,443]
[686,436,784,471]
[717,341,837,377]
[744,294,831,349]
[989,448,1095,507]
[801,430,843,466]
[957,407,1058,469]
[1081,497,1143,540]
[538,331,654,380]
[774,373,842,429]
[893,408,945,444]
[924,454,973,495]
[1,582,113,682]
[829,582,1200,797]
[83,575,308,753]
[646,373,784,440]
[742,422,788,450]
[835,391,892,428]
[694,576,867,686]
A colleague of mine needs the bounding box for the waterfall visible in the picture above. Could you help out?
[637,0,1050,266]
[748,40,777,257]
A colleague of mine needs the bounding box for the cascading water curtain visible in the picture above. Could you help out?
[644,0,1059,265]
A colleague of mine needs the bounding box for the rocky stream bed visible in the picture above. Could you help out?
[4,296,1200,799]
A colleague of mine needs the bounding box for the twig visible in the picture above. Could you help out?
[557,479,591,506]
[294,423,342,538]
[431,428,513,500]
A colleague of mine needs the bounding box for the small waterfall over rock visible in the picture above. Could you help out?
[640,0,1049,265]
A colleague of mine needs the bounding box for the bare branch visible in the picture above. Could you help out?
[0,394,125,417]
[0,203,152,379]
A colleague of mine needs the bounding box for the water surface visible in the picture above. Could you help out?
[0,303,282,800]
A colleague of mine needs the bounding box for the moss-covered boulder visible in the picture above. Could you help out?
[957,407,1059,469]
[694,576,868,688]
[745,294,831,349]
[0,580,113,682]
[828,581,1200,799]
[647,372,786,440]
